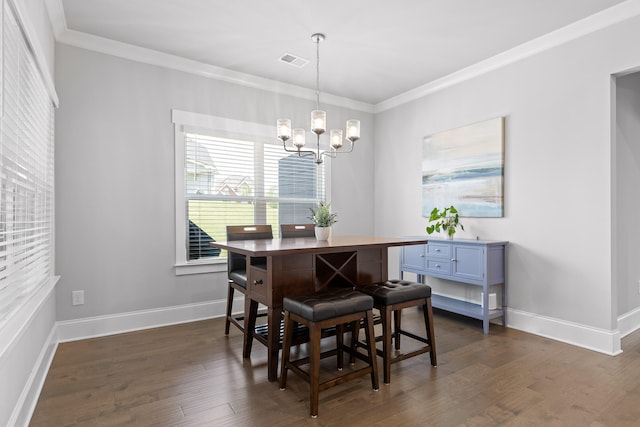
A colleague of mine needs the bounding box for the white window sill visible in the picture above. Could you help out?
[175,260,227,276]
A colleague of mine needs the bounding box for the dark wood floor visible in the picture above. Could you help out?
[30,309,640,426]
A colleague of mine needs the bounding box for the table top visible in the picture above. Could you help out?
[210,235,428,257]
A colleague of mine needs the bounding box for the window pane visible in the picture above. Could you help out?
[185,132,324,260]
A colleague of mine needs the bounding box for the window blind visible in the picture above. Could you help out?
[185,132,324,260]
[0,1,55,321]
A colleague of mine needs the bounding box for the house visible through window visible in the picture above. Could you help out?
[173,110,326,271]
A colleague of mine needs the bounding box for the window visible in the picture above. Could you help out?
[173,110,328,275]
[0,1,56,322]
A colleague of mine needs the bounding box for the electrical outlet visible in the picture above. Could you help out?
[72,290,85,306]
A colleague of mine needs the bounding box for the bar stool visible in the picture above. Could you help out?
[280,223,315,238]
[357,279,437,384]
[224,225,272,338]
[279,288,379,418]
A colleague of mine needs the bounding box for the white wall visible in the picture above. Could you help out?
[375,14,640,353]
[54,44,374,324]
[615,71,640,316]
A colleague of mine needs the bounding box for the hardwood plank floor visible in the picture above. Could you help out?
[30,310,640,426]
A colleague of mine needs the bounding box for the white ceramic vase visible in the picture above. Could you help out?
[315,226,331,241]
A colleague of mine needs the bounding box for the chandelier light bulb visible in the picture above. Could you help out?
[346,120,360,142]
[311,110,326,135]
[292,128,306,148]
[330,129,343,150]
[277,119,291,141]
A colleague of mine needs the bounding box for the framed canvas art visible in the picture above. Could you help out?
[422,117,504,218]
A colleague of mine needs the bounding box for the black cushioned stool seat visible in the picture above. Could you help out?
[284,288,374,322]
[359,279,431,305]
[279,288,379,418]
[356,279,437,384]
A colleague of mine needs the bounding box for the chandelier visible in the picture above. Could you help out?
[277,33,360,164]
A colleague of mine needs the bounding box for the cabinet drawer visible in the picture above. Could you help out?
[426,258,451,275]
[249,266,268,300]
[426,243,451,258]
[401,244,426,270]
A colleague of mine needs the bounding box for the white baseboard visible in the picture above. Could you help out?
[10,326,58,427]
[618,305,640,338]
[57,297,242,343]
[507,308,622,356]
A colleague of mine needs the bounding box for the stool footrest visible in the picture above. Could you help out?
[287,348,339,370]
[391,346,433,364]
[398,329,430,345]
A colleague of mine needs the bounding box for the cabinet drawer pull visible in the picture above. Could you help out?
[253,279,264,285]
[451,258,457,262]
[435,249,441,252]
[434,264,440,268]
[419,254,425,257]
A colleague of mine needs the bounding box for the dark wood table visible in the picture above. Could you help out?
[211,235,428,381]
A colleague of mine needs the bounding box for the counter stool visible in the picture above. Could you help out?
[357,279,437,384]
[279,288,379,418]
[224,225,272,340]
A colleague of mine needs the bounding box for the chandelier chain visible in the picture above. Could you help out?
[315,36,320,110]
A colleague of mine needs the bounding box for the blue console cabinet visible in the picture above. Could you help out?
[400,238,508,333]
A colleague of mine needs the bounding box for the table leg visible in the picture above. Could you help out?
[267,306,281,382]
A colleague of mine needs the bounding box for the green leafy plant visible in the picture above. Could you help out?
[309,201,338,227]
[426,205,464,238]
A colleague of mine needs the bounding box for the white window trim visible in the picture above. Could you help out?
[171,109,331,275]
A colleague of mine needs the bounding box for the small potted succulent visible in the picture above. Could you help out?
[426,205,464,239]
[309,201,338,240]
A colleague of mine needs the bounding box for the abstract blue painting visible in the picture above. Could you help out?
[422,117,504,218]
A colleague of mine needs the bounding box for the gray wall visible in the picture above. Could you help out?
[616,71,640,315]
[54,44,374,321]
[374,14,640,341]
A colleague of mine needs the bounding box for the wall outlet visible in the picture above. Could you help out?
[72,290,85,306]
[481,292,498,310]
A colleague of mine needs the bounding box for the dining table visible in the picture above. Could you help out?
[210,235,428,381]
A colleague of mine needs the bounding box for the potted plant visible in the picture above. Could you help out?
[426,205,464,239]
[309,201,338,240]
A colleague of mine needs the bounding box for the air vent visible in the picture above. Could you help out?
[279,53,309,68]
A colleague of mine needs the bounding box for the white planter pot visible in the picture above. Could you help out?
[315,226,331,241]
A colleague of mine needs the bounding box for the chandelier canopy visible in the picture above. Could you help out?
[277,33,360,164]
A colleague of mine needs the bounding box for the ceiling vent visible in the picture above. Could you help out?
[279,53,309,68]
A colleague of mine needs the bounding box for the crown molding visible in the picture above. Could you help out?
[45,0,374,114]
[45,0,640,115]
[374,0,640,113]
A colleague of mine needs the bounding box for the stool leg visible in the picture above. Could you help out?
[394,309,401,350]
[279,311,293,390]
[363,309,380,391]
[243,297,258,358]
[309,323,322,418]
[349,320,361,365]
[224,285,234,335]
[381,305,393,384]
[336,323,344,371]
[423,298,437,366]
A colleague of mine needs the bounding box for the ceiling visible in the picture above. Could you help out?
[56,0,627,105]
